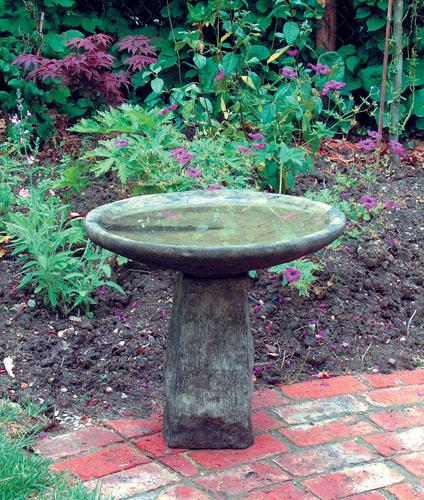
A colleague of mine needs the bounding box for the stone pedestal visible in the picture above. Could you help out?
[163,272,254,449]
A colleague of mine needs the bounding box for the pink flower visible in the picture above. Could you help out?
[321,80,346,96]
[10,114,21,125]
[215,70,225,81]
[359,195,377,210]
[186,166,202,178]
[18,188,30,198]
[158,103,178,116]
[27,155,35,165]
[367,130,382,141]
[287,48,299,56]
[248,132,265,141]
[251,142,266,150]
[389,140,407,158]
[308,63,332,75]
[206,184,223,190]
[169,147,193,165]
[358,139,376,152]
[283,266,302,283]
[114,139,129,147]
[236,145,252,154]
[281,67,298,79]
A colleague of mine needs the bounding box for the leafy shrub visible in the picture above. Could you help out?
[6,197,124,315]
[70,104,256,191]
[14,33,157,106]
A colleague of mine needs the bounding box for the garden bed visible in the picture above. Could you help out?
[0,142,423,424]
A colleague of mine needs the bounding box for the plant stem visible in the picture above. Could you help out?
[166,0,182,85]
[389,0,403,167]
[376,0,393,166]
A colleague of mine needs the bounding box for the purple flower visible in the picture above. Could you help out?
[158,103,178,116]
[281,67,298,79]
[237,145,252,154]
[248,132,265,141]
[358,139,376,152]
[215,70,225,81]
[186,166,202,178]
[367,130,382,141]
[169,147,193,165]
[359,195,378,210]
[340,191,349,200]
[113,139,129,147]
[315,330,326,340]
[389,140,407,158]
[287,48,299,56]
[251,142,266,150]
[321,80,346,96]
[206,184,223,190]
[308,63,332,75]
[283,266,302,284]
[382,201,399,210]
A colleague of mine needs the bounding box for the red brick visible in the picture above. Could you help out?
[272,395,368,425]
[394,451,424,477]
[303,462,404,499]
[369,407,424,431]
[386,482,424,499]
[362,368,424,389]
[84,462,179,497]
[134,433,186,458]
[274,441,376,477]
[365,385,424,407]
[156,485,209,499]
[35,426,123,460]
[53,444,149,481]
[251,388,289,409]
[242,483,316,500]
[187,434,288,471]
[194,461,290,496]
[160,454,200,477]
[252,410,283,434]
[278,416,377,447]
[281,375,367,400]
[364,427,424,456]
[106,413,162,438]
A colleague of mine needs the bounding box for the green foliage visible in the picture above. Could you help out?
[0,400,106,499]
[71,104,255,191]
[6,197,124,315]
[269,258,323,296]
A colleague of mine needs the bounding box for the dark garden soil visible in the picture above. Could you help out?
[0,140,423,425]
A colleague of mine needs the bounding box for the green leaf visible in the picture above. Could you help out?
[246,45,269,61]
[283,21,300,45]
[346,55,359,73]
[222,52,239,75]
[412,88,424,117]
[193,54,207,70]
[366,17,386,32]
[151,77,164,94]
[356,6,371,19]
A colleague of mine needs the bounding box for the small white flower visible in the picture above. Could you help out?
[27,155,35,165]
[10,114,21,125]
[18,188,30,198]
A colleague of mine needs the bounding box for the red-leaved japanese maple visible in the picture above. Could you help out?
[13,33,157,105]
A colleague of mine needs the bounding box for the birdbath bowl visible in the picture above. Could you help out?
[85,189,345,449]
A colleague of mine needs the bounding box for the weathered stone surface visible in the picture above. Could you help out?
[163,272,253,449]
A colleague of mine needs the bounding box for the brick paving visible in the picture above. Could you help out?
[35,368,424,499]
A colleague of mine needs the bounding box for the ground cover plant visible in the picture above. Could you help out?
[0,0,422,460]
[0,399,105,499]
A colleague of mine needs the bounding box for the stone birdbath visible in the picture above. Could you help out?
[85,189,345,449]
